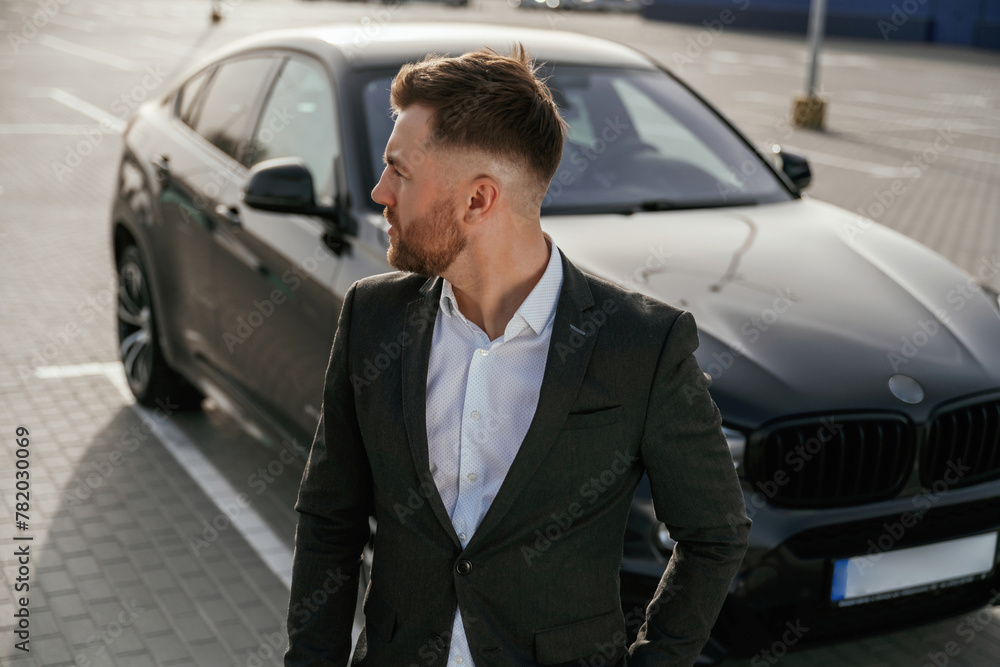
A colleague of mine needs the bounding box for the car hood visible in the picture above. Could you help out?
[543,198,1000,426]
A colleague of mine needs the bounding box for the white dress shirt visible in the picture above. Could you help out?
[425,238,564,666]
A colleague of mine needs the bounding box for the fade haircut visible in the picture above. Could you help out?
[389,44,567,197]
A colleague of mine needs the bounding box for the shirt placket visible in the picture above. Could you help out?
[446,330,497,667]
[451,333,495,546]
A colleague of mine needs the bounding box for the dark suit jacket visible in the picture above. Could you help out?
[284,252,751,667]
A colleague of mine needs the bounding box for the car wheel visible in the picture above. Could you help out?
[117,245,203,410]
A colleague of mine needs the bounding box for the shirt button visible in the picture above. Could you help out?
[467,473,478,483]
[455,658,464,665]
[470,410,481,421]
[458,532,467,541]
[479,349,489,356]
[456,559,473,575]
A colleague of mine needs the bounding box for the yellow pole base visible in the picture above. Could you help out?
[792,94,827,130]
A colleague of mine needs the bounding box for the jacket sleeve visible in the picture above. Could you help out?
[284,282,374,666]
[628,310,751,667]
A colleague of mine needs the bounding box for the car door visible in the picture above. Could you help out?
[212,53,344,438]
[153,63,220,363]
[156,54,281,373]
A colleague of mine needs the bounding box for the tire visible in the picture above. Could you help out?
[117,245,203,410]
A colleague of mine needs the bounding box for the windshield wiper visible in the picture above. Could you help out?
[541,197,761,216]
[635,197,760,212]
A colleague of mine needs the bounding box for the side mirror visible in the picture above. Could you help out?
[243,157,339,220]
[772,146,811,191]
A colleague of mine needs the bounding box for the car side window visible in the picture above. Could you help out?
[191,56,278,163]
[247,56,340,206]
[177,67,213,127]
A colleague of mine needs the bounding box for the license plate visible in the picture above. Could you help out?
[830,531,998,607]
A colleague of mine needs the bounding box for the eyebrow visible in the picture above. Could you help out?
[382,152,407,172]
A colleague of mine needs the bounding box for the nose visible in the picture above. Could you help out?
[371,166,394,208]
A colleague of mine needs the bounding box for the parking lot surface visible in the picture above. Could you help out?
[1,0,998,664]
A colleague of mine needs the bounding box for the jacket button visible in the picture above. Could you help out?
[456,559,472,575]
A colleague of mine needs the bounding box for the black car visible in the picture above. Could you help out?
[110,22,1000,662]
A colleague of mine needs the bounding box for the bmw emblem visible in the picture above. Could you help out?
[888,374,924,404]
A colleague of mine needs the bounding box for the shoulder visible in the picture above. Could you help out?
[579,268,686,333]
[349,271,433,306]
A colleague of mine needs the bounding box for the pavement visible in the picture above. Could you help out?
[0,0,998,665]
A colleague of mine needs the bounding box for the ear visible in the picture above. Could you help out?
[463,176,500,224]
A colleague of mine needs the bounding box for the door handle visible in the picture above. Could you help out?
[214,204,241,226]
[151,154,170,182]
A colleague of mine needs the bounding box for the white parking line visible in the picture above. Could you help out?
[845,90,999,119]
[48,89,127,132]
[38,34,136,71]
[0,123,118,135]
[35,362,294,587]
[34,360,366,650]
[781,147,912,178]
[731,90,1000,140]
[876,136,1000,167]
[42,13,98,32]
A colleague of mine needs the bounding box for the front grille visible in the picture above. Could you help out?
[746,415,914,508]
[921,399,1000,490]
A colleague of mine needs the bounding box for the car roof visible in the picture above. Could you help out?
[203,22,658,72]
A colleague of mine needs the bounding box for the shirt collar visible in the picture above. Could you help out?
[439,234,564,340]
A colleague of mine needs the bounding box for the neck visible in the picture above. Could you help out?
[444,226,551,341]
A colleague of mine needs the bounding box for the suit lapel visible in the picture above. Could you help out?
[466,254,600,551]
[401,277,462,548]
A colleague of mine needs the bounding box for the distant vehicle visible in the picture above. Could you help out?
[512,0,650,12]
[110,22,1000,663]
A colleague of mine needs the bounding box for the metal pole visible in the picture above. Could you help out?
[806,0,828,98]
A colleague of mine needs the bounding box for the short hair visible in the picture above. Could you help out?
[390,44,567,191]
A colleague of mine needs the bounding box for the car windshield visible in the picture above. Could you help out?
[359,65,792,214]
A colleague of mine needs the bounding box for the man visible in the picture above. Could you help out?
[284,45,751,667]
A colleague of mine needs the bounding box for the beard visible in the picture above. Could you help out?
[385,194,467,278]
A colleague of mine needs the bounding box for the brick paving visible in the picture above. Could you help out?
[0,0,998,665]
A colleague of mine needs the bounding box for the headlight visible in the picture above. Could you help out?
[722,426,746,472]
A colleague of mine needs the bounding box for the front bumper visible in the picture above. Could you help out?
[620,483,1000,659]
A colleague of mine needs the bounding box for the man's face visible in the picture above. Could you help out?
[371,104,467,278]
